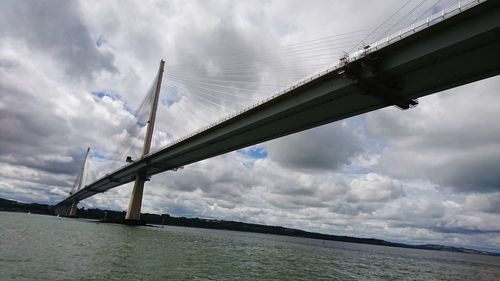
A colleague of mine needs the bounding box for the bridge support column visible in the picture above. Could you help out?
[125,174,146,220]
[69,202,78,217]
[124,60,164,222]
[54,205,71,217]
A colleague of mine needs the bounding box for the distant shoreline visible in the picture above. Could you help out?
[1,197,498,256]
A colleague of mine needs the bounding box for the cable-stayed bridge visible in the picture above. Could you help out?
[55,0,500,221]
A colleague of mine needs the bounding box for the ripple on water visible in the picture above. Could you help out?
[1,212,499,280]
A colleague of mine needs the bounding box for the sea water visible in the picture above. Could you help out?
[1,212,499,280]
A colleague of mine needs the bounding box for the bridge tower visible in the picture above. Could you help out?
[67,147,90,217]
[125,60,165,221]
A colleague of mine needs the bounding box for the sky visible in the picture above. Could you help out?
[0,0,499,252]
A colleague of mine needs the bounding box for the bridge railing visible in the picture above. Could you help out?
[144,0,485,162]
[351,0,483,61]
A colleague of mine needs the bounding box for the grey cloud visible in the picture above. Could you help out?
[166,18,267,111]
[328,202,378,216]
[164,170,207,193]
[0,58,17,69]
[465,193,500,214]
[0,162,74,190]
[0,148,85,176]
[152,158,257,206]
[0,179,66,204]
[265,193,328,210]
[380,199,446,221]
[434,213,500,234]
[386,221,500,235]
[0,0,116,79]
[0,79,100,181]
[430,226,500,235]
[0,83,71,155]
[265,123,363,171]
[373,194,500,235]
[365,77,500,193]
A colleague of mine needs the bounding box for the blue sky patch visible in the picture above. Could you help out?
[137,121,147,128]
[161,85,183,107]
[366,137,387,153]
[161,98,177,106]
[91,150,108,162]
[91,90,135,116]
[91,90,122,102]
[342,166,372,175]
[238,146,268,159]
[92,91,107,99]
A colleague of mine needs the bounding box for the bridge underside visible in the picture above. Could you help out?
[54,205,71,217]
[57,0,500,208]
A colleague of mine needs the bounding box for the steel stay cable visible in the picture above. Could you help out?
[167,61,337,77]
[166,82,239,113]
[167,73,301,96]
[166,54,343,74]
[167,72,317,95]
[377,0,431,41]
[167,75,258,98]
[219,29,371,61]
[169,77,253,101]
[112,80,156,162]
[350,0,416,52]
[165,75,286,87]
[165,36,364,69]
[163,30,370,69]
[217,39,364,64]
[168,52,344,71]
[166,83,226,118]
[169,79,253,107]
[193,46,353,67]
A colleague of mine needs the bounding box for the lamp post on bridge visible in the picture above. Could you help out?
[125,59,165,222]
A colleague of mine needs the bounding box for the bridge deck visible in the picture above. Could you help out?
[57,0,500,207]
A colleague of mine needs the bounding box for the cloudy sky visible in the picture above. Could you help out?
[1,0,499,252]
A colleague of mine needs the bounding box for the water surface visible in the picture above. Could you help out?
[1,212,499,280]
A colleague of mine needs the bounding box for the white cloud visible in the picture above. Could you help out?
[348,173,404,202]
